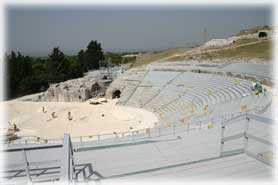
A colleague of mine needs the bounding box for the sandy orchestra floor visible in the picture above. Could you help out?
[3,97,158,139]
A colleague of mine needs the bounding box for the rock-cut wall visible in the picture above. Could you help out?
[33,71,112,102]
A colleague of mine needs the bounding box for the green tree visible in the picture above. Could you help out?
[6,51,33,97]
[47,47,69,82]
[68,60,83,78]
[85,40,104,70]
[77,49,87,72]
[104,52,122,66]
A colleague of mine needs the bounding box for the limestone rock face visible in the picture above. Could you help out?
[33,71,112,102]
[202,29,273,48]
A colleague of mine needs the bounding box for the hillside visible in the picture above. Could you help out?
[131,26,273,67]
[131,47,190,67]
[236,25,271,36]
[168,39,273,61]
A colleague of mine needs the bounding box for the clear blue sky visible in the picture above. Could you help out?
[6,5,272,56]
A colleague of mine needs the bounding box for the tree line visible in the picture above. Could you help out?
[6,40,105,99]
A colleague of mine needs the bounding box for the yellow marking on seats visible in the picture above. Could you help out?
[179,118,185,124]
[208,89,213,95]
[241,105,248,111]
[234,80,240,85]
[208,122,213,129]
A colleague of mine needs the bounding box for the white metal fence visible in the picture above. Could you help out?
[7,111,248,146]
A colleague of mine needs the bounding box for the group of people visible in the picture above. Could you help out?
[8,121,18,132]
[42,106,73,121]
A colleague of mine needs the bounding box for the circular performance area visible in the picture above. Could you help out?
[5,99,157,140]
[5,62,273,144]
[2,61,274,182]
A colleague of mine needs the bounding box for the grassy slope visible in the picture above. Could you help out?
[131,26,272,66]
[157,38,272,62]
[132,47,190,67]
[199,40,272,60]
[236,26,271,36]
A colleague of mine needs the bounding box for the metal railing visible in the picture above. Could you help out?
[6,93,272,147]
[6,110,256,146]
[2,113,274,183]
[60,134,75,182]
[7,118,217,147]
[1,134,77,184]
[220,113,274,166]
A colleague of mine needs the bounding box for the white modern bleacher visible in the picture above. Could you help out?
[115,69,148,105]
[2,62,274,183]
[2,113,273,183]
[222,63,273,80]
[127,71,256,117]
[114,66,271,130]
[117,84,138,105]
[143,88,183,114]
[158,73,254,113]
[140,71,181,87]
[125,86,160,108]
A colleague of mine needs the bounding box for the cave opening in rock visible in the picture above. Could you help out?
[112,90,121,99]
[258,32,267,38]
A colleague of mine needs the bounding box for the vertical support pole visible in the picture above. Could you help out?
[244,114,250,152]
[97,135,100,145]
[220,121,225,157]
[158,127,161,137]
[187,122,190,133]
[114,133,118,143]
[80,136,82,143]
[173,124,176,136]
[60,134,74,183]
[22,149,32,183]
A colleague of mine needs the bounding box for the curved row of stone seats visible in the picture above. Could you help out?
[159,94,268,129]
[172,72,252,92]
[252,92,272,110]
[113,70,147,105]
[204,79,252,97]
[116,67,147,82]
[125,86,160,108]
[123,71,184,108]
[205,93,272,121]
[148,89,202,116]
[117,84,138,105]
[116,69,149,105]
[139,87,162,107]
[200,78,251,99]
[185,80,248,107]
[121,73,145,81]
[154,84,252,120]
[119,70,264,126]
[222,63,273,80]
[140,71,181,87]
[172,85,225,108]
[158,98,192,117]
[184,79,252,104]
[169,72,252,101]
[141,73,254,116]
[143,88,183,112]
